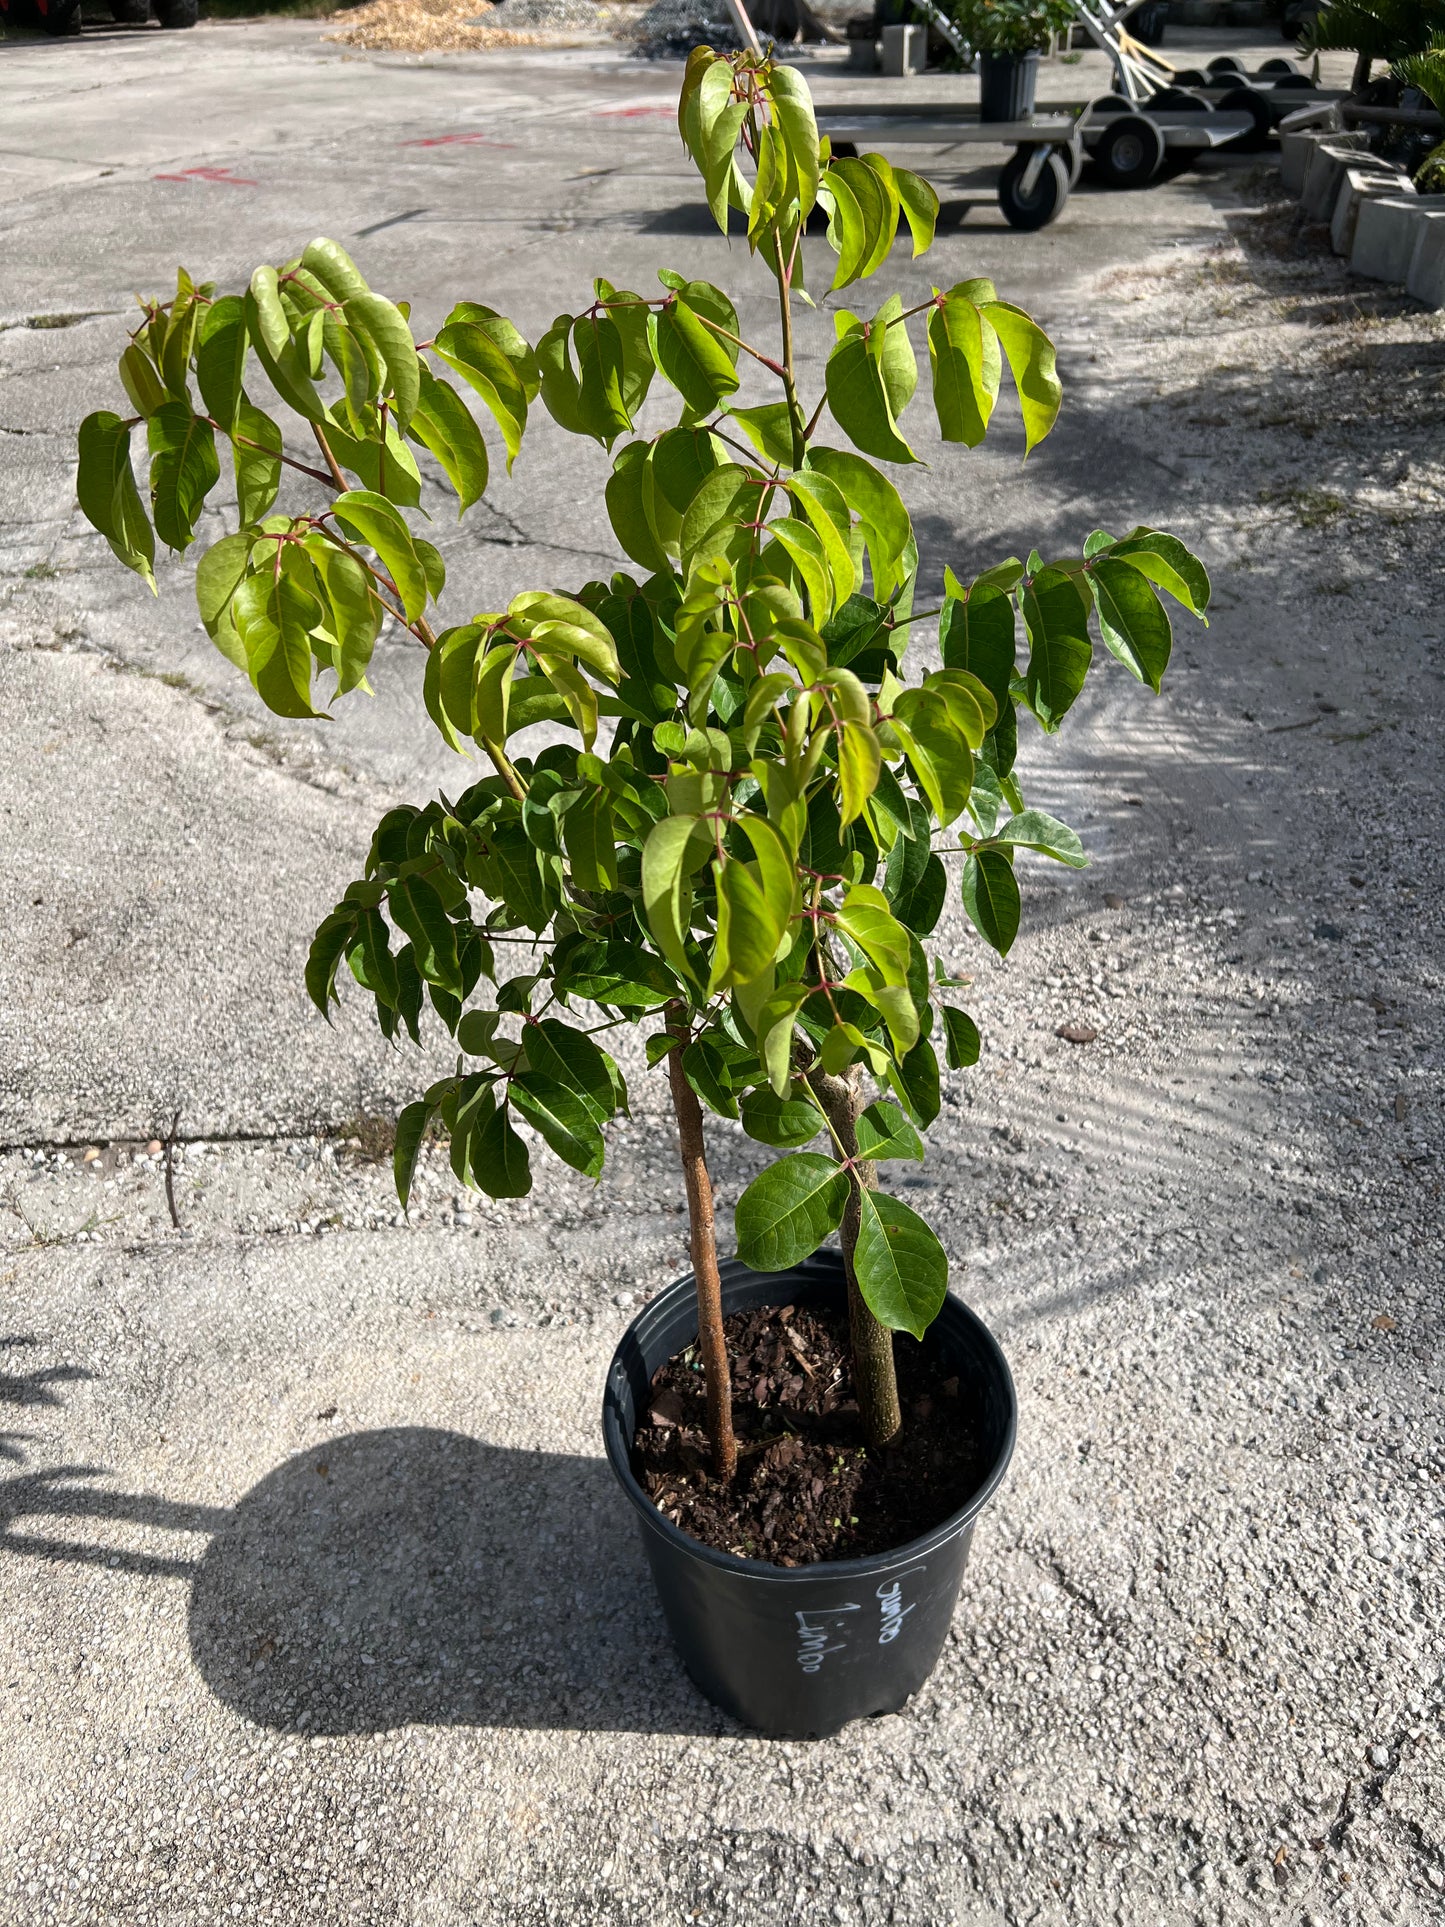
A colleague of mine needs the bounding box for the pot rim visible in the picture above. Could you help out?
[602,1254,1017,1586]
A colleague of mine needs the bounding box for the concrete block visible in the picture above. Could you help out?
[1406,210,1445,307]
[1350,195,1445,285]
[846,35,878,72]
[1279,103,1344,136]
[1331,166,1413,256]
[880,23,926,77]
[1280,129,1331,196]
[1300,136,1374,222]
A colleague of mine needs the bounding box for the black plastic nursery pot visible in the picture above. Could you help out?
[979,50,1041,124]
[603,1250,1016,1740]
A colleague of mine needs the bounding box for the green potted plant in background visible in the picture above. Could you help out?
[943,0,1078,119]
[76,49,1207,1738]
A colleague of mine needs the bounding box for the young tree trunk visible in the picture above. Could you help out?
[809,1067,902,1450]
[666,1017,738,1483]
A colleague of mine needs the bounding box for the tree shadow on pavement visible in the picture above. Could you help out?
[186,1426,723,1737]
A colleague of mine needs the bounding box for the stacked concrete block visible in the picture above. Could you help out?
[1300,136,1377,223]
[880,23,925,77]
[1350,195,1445,284]
[1407,213,1445,306]
[1331,166,1414,256]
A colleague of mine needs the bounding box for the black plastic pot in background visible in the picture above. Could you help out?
[603,1251,1016,1741]
[979,50,1041,123]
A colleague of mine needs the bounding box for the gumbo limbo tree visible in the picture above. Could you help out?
[78,51,1207,1483]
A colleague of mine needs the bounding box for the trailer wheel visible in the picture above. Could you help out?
[1172,67,1207,86]
[1147,86,1206,112]
[1090,114,1165,189]
[1086,92,1135,116]
[998,148,1070,230]
[1216,85,1273,151]
[38,0,82,31]
[1257,56,1302,76]
[1206,54,1246,77]
[157,0,197,24]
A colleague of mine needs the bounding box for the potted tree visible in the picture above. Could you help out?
[943,0,1078,119]
[76,49,1207,1738]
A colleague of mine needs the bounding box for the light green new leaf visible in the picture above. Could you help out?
[76,412,156,588]
[853,1188,947,1339]
[928,294,1001,448]
[806,446,910,570]
[572,312,632,447]
[893,167,939,255]
[838,718,882,826]
[768,63,821,217]
[332,488,427,622]
[434,319,528,469]
[642,813,707,981]
[562,786,619,893]
[346,291,420,429]
[1109,527,1210,618]
[890,687,974,825]
[195,530,251,669]
[728,401,797,466]
[119,344,167,420]
[961,848,1020,955]
[245,267,326,423]
[734,1152,850,1272]
[711,854,786,993]
[980,300,1062,454]
[834,881,910,986]
[410,366,490,515]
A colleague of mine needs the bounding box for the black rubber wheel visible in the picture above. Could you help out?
[1089,113,1166,189]
[1272,72,1315,90]
[39,0,82,31]
[1172,67,1208,86]
[1147,87,1207,113]
[1216,85,1274,151]
[1207,54,1246,77]
[1257,56,1302,77]
[997,148,1071,230]
[157,0,197,24]
[1087,92,1136,115]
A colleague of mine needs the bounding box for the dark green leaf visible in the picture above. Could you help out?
[941,1006,981,1069]
[306,905,358,1017]
[853,1188,947,1339]
[393,1098,434,1210]
[147,401,219,552]
[76,412,156,588]
[510,1072,606,1178]
[470,1092,532,1198]
[962,848,1020,955]
[855,1099,923,1162]
[1022,568,1093,730]
[1089,557,1172,692]
[739,1085,821,1148]
[734,1152,850,1272]
[994,808,1086,868]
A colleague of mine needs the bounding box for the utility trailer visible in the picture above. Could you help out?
[815,100,1255,226]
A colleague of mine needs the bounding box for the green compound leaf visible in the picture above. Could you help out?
[853,1188,947,1339]
[734,1152,850,1273]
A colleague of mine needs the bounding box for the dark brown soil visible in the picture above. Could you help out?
[630,1300,990,1566]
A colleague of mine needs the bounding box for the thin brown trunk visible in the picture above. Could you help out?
[666,1015,737,1483]
[809,1067,902,1449]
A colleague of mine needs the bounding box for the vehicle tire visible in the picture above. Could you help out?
[1172,68,1208,86]
[1216,84,1273,151]
[1257,56,1301,77]
[1206,54,1245,77]
[1087,91,1136,115]
[112,0,150,17]
[38,0,82,31]
[1089,113,1165,188]
[997,148,1071,230]
[157,0,197,25]
[1147,86,1206,113]
[1272,72,1314,90]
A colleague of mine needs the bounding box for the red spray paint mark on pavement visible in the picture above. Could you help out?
[401,133,517,148]
[593,105,673,118]
[153,166,259,187]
